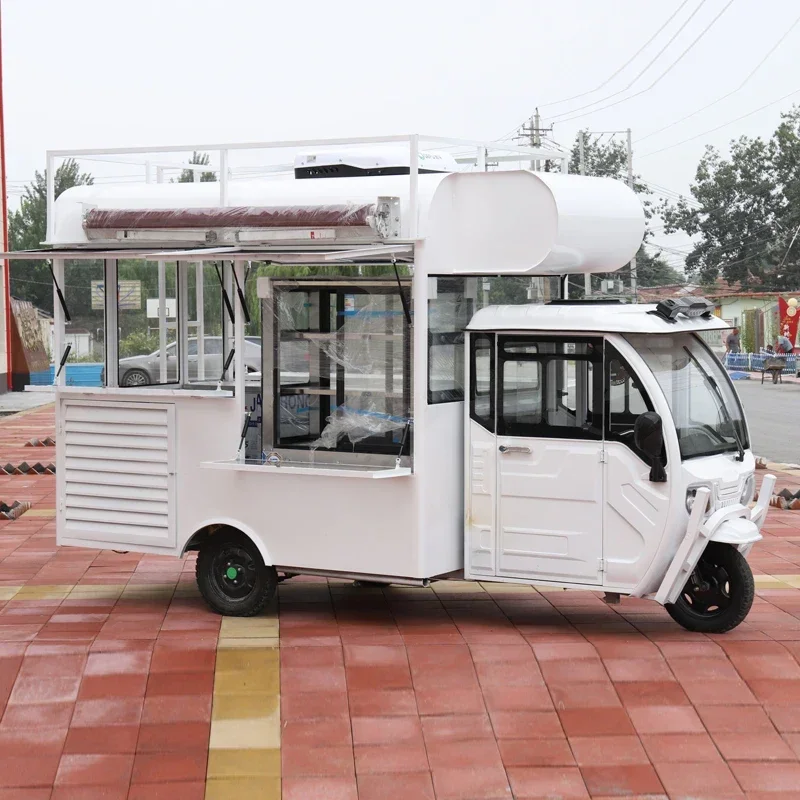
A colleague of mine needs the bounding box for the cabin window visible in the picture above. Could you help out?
[469,333,495,431]
[267,280,412,457]
[116,260,179,388]
[604,344,661,464]
[427,276,562,405]
[428,278,474,403]
[497,337,603,439]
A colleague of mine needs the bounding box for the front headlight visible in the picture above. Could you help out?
[741,474,756,506]
[686,484,712,514]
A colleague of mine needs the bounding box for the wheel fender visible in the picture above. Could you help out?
[182,517,273,567]
[655,491,757,606]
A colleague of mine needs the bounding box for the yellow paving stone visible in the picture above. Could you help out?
[216,648,279,672]
[217,637,279,649]
[212,692,279,721]
[433,580,486,592]
[0,587,21,601]
[209,717,281,750]
[479,582,536,593]
[15,585,72,599]
[205,777,280,800]
[778,575,800,588]
[24,508,55,517]
[213,670,278,697]
[208,748,281,776]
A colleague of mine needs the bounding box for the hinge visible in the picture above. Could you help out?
[598,449,607,463]
[598,558,606,572]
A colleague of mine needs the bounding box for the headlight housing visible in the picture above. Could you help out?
[741,474,756,506]
[686,483,712,514]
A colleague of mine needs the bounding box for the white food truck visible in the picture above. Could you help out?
[7,135,774,634]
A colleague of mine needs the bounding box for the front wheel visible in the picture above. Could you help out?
[196,532,277,616]
[666,542,754,634]
[121,368,151,387]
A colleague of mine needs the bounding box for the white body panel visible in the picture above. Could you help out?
[496,436,602,583]
[55,387,466,581]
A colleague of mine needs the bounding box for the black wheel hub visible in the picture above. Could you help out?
[682,560,732,616]
[211,546,258,599]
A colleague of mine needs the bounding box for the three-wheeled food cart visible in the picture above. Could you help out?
[7,135,775,633]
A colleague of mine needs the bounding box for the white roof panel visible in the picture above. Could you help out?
[467,303,730,335]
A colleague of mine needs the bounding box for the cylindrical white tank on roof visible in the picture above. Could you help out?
[424,170,645,275]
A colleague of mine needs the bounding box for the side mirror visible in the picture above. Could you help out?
[634,412,667,483]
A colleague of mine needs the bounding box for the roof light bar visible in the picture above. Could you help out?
[653,297,715,322]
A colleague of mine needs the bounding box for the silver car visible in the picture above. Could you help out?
[117,336,262,386]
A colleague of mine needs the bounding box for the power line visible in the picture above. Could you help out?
[539,0,694,109]
[547,0,711,122]
[499,1,702,140]
[638,85,800,157]
[636,13,800,143]
[551,0,736,125]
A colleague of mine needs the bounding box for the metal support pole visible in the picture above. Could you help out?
[158,260,167,383]
[476,145,486,172]
[409,135,420,239]
[46,153,55,243]
[178,262,189,385]
[53,258,65,387]
[104,259,119,388]
[219,150,229,207]
[580,132,591,299]
[233,260,246,415]
[532,109,541,172]
[195,261,205,380]
[145,161,153,184]
[627,128,637,302]
[0,3,10,390]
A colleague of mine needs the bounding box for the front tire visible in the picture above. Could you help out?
[666,542,754,633]
[196,532,277,616]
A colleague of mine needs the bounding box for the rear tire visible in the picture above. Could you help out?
[666,542,754,634]
[196,532,276,616]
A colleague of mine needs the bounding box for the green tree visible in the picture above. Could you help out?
[660,106,800,289]
[177,152,216,183]
[8,159,93,312]
[568,132,684,290]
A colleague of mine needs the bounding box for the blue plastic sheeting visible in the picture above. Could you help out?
[29,363,103,387]
[728,371,751,380]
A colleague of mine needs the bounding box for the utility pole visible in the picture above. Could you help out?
[0,0,10,389]
[579,131,591,298]
[627,127,637,302]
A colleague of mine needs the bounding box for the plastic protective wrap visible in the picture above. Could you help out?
[271,282,411,452]
[84,204,377,231]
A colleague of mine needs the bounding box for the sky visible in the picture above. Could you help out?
[3,0,800,269]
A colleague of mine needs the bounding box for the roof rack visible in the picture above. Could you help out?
[546,299,626,305]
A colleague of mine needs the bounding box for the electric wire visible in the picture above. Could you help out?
[639,85,800,157]
[636,13,800,143]
[498,0,701,139]
[551,0,736,125]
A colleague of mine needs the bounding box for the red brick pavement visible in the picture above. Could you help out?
[0,404,216,799]
[5,405,800,797]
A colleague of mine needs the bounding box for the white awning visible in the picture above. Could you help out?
[0,243,414,263]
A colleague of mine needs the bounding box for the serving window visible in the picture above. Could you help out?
[262,279,412,460]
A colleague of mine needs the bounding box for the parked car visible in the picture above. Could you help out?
[114,336,261,386]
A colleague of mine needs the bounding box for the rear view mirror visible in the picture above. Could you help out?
[634,412,667,482]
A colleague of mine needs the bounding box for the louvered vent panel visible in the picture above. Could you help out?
[62,402,176,547]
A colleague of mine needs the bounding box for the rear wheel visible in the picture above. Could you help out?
[196,532,276,616]
[666,542,754,633]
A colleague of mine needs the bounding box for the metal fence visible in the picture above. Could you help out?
[724,353,797,375]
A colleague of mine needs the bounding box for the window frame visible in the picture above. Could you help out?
[469,332,495,432]
[497,335,604,440]
[427,277,474,405]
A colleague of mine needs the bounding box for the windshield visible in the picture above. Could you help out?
[624,333,749,460]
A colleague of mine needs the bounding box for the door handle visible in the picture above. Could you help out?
[499,445,531,454]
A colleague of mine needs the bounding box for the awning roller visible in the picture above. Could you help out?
[83,204,377,231]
